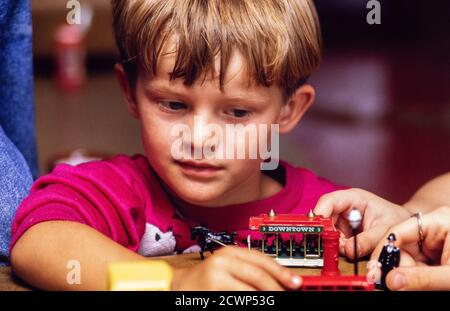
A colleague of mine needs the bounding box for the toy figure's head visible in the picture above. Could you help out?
[387,233,396,242]
[387,233,397,247]
[111,0,322,207]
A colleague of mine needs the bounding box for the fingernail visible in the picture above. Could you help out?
[291,275,302,288]
[391,273,406,290]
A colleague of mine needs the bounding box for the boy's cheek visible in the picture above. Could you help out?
[140,122,175,150]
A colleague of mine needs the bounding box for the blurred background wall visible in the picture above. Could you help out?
[31,0,450,204]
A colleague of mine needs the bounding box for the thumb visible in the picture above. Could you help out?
[386,266,450,291]
[344,226,387,259]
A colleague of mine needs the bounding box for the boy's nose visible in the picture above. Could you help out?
[184,114,219,159]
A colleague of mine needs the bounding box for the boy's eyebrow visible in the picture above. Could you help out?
[145,84,185,98]
[221,93,268,106]
[145,84,268,106]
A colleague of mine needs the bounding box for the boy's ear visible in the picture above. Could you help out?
[115,63,139,119]
[278,84,315,134]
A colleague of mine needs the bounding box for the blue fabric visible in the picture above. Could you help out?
[0,126,33,266]
[0,0,37,265]
[0,0,38,178]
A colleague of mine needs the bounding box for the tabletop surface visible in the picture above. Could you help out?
[0,253,369,291]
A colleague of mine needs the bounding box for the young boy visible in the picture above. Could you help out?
[9,0,374,290]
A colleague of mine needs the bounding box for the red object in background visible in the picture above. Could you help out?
[53,24,86,92]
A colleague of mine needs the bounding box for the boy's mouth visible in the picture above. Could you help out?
[174,160,224,178]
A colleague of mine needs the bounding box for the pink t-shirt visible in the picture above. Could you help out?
[10,155,343,256]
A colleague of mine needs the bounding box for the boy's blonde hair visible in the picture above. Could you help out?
[111,0,321,99]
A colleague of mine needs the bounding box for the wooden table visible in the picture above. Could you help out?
[0,253,368,291]
[0,266,32,291]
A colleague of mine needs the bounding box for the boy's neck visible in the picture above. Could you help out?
[221,169,283,206]
[260,170,284,200]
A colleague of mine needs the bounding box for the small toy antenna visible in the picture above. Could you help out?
[348,208,362,275]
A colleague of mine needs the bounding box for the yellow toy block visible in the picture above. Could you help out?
[108,261,173,291]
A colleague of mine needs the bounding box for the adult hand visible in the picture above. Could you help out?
[370,206,450,290]
[314,188,411,259]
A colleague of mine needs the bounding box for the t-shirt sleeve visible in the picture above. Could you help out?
[9,158,147,253]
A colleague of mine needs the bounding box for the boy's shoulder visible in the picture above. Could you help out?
[51,154,150,175]
[36,154,154,193]
[103,154,151,173]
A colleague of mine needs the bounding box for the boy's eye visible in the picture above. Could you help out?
[226,108,251,119]
[159,101,187,111]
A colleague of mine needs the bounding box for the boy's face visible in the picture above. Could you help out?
[117,49,314,207]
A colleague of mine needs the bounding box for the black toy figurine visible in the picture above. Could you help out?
[191,226,237,259]
[377,233,401,290]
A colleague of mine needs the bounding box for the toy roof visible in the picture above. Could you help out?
[249,213,335,232]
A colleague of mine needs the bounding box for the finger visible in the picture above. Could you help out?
[386,266,450,291]
[442,234,450,265]
[335,216,352,238]
[219,277,258,291]
[227,258,285,291]
[366,267,380,284]
[400,242,427,263]
[227,283,257,291]
[378,207,450,258]
[314,189,370,218]
[370,217,422,262]
[339,235,347,255]
[370,209,450,263]
[344,225,388,259]
[398,251,417,267]
[226,248,302,290]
